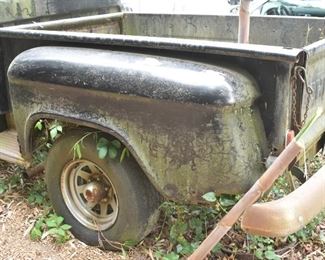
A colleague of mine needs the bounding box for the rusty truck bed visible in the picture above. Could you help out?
[0,12,324,156]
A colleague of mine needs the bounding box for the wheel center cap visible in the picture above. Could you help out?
[83,182,107,203]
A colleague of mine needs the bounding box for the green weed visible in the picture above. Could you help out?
[0,171,24,195]
[30,213,71,243]
[155,201,222,258]
[27,179,49,207]
[248,236,279,260]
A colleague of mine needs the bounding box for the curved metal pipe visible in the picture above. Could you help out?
[241,165,325,237]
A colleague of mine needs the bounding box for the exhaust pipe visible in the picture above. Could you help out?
[241,165,325,237]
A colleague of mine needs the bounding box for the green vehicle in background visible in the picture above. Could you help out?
[229,0,325,17]
[260,0,325,16]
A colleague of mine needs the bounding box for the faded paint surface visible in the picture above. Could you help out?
[0,12,324,204]
[8,47,267,202]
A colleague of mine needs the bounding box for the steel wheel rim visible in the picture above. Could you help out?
[61,159,119,231]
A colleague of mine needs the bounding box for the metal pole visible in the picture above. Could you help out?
[238,0,252,43]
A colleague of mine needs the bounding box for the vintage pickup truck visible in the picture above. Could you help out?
[0,12,324,249]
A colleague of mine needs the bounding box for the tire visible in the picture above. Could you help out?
[45,130,161,250]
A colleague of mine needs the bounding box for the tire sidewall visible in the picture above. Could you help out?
[45,131,149,248]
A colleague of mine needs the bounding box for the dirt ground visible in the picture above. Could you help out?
[0,162,145,260]
[0,153,324,260]
[0,199,123,259]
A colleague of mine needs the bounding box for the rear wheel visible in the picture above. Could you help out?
[45,130,160,249]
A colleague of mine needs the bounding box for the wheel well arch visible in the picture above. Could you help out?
[25,112,163,196]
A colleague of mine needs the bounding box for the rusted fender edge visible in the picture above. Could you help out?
[241,164,325,237]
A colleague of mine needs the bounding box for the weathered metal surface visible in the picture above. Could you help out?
[0,34,285,145]
[123,13,325,48]
[8,46,267,201]
[0,0,122,24]
[0,28,303,63]
[33,0,121,17]
[1,13,325,151]
[0,12,324,202]
[241,164,325,237]
[3,13,318,62]
[0,0,35,23]
[303,39,325,125]
[9,12,124,33]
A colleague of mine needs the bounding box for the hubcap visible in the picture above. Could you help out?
[61,160,118,230]
[83,182,107,204]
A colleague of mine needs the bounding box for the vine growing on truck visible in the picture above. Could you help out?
[33,119,130,163]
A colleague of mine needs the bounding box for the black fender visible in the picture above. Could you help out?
[8,46,267,202]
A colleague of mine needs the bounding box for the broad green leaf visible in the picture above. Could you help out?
[97,137,109,148]
[50,128,58,141]
[97,146,108,159]
[219,194,237,207]
[211,243,222,253]
[162,252,179,260]
[0,183,6,194]
[123,239,137,248]
[189,218,203,241]
[29,193,44,205]
[120,147,129,162]
[55,216,64,226]
[179,243,195,255]
[170,221,188,243]
[60,224,71,231]
[56,125,63,133]
[34,219,45,229]
[30,227,42,240]
[111,140,121,149]
[74,144,82,159]
[264,250,280,260]
[35,194,44,205]
[34,121,43,131]
[46,219,57,228]
[108,146,118,159]
[49,227,66,237]
[202,192,217,202]
[27,195,34,204]
[255,248,264,259]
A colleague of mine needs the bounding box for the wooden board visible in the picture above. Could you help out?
[0,130,27,166]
